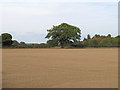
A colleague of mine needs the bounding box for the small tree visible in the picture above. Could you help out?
[2,33,13,47]
[45,23,81,48]
[93,34,100,38]
[87,34,91,39]
[19,42,27,48]
[20,42,26,45]
[12,40,20,46]
[107,34,111,38]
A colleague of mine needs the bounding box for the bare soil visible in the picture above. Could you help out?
[2,48,118,88]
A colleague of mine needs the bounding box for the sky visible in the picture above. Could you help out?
[0,0,119,43]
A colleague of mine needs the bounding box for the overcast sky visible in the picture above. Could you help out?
[0,0,118,43]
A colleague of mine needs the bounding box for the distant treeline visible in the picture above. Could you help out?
[82,34,119,47]
[0,33,120,48]
[0,23,119,48]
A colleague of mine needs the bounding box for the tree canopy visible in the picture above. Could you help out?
[2,33,13,47]
[82,34,119,47]
[45,23,81,48]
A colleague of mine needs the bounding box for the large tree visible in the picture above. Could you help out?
[2,33,13,47]
[45,23,81,48]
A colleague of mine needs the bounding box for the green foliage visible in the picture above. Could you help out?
[47,40,58,47]
[39,43,48,48]
[11,42,49,48]
[87,34,91,39]
[15,42,27,48]
[0,36,2,48]
[99,38,112,47]
[70,41,84,48]
[2,33,13,47]
[107,34,111,38]
[12,40,20,46]
[91,39,98,47]
[82,34,119,47]
[93,34,101,38]
[20,42,26,45]
[45,23,81,48]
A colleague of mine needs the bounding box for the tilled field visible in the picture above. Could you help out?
[2,48,118,88]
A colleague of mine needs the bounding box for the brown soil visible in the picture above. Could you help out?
[2,48,118,88]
